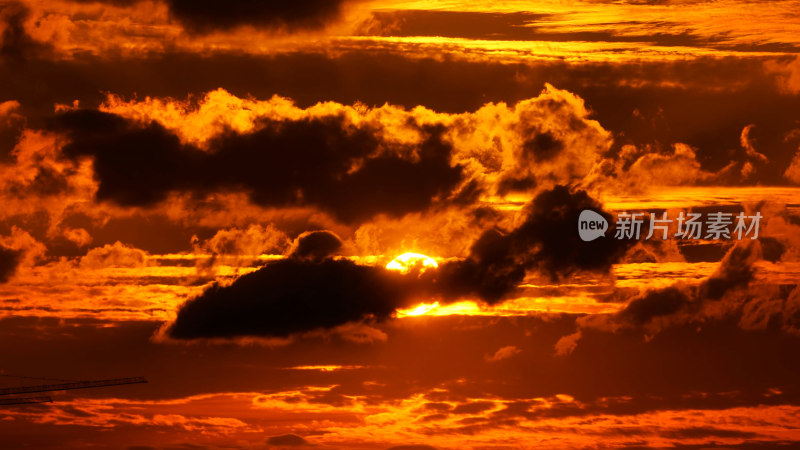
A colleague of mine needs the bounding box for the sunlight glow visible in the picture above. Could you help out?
[385,252,439,274]
[399,302,441,317]
[396,297,622,318]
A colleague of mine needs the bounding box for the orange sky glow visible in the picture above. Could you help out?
[1,0,800,448]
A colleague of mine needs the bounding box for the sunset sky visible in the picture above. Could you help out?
[1,0,800,448]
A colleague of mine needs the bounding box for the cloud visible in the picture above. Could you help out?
[431,186,633,303]
[266,433,311,447]
[0,226,46,271]
[698,240,759,300]
[167,258,420,339]
[61,227,92,247]
[197,224,287,258]
[0,100,24,159]
[80,241,148,269]
[739,283,800,336]
[485,345,521,362]
[0,244,20,282]
[192,224,288,275]
[595,143,716,190]
[618,285,692,326]
[784,147,800,184]
[95,84,611,199]
[0,2,51,63]
[289,230,343,262]
[165,0,351,34]
[559,240,769,353]
[386,446,437,450]
[765,56,800,94]
[60,0,353,36]
[166,186,631,340]
[554,330,582,357]
[0,84,625,261]
[47,109,464,224]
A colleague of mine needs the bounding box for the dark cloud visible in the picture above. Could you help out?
[495,174,537,196]
[6,46,800,185]
[266,434,310,447]
[169,186,632,339]
[624,242,759,328]
[48,110,463,223]
[0,244,20,282]
[167,258,419,339]
[431,186,632,303]
[698,240,759,300]
[568,240,767,345]
[619,286,692,325]
[0,101,25,160]
[166,0,349,34]
[5,166,71,198]
[64,0,349,34]
[47,110,190,206]
[289,230,343,262]
[759,236,786,262]
[521,130,564,162]
[0,2,51,63]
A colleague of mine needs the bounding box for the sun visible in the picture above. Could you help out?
[385,252,438,274]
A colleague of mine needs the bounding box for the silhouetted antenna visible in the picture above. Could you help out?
[0,396,53,406]
[0,375,146,405]
[0,377,147,396]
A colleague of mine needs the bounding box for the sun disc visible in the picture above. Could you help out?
[385,252,438,274]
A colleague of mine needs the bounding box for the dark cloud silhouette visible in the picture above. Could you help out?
[289,230,342,261]
[169,186,633,339]
[495,174,537,196]
[48,110,463,223]
[431,185,633,303]
[619,242,760,329]
[266,433,311,447]
[65,0,349,34]
[619,285,692,325]
[166,0,349,34]
[168,258,420,339]
[0,245,20,282]
[698,240,759,300]
[6,46,800,186]
[47,110,191,206]
[566,240,766,347]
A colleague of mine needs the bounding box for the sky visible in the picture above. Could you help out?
[1,0,800,448]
